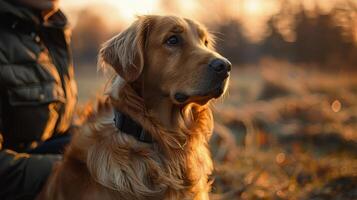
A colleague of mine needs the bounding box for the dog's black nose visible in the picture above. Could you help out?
[208,58,232,73]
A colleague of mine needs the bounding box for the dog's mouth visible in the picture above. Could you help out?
[172,78,229,105]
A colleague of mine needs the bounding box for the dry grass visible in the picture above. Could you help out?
[210,58,357,200]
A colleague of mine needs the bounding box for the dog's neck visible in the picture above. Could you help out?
[110,79,212,151]
[145,96,186,131]
[130,78,186,132]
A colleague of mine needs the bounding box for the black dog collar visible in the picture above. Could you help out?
[113,110,153,143]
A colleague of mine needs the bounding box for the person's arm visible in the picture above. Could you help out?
[0,149,60,199]
[0,49,5,150]
[0,49,5,149]
[0,61,60,200]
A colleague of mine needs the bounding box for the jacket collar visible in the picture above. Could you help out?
[113,110,154,144]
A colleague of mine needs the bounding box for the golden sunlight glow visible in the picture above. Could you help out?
[61,0,160,26]
[238,0,281,42]
[243,0,264,15]
[177,0,200,18]
[60,0,348,42]
[103,0,160,22]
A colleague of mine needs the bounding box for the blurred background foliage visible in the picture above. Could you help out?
[64,0,357,69]
[61,0,357,199]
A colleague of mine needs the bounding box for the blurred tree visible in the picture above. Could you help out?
[215,19,261,64]
[70,0,357,70]
[214,0,357,70]
[71,9,113,67]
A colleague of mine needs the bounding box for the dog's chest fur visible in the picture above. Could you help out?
[42,100,214,200]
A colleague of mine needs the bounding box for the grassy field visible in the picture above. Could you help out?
[75,59,357,200]
[211,59,357,200]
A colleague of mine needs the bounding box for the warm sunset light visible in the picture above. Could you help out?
[243,0,264,15]
[61,0,355,43]
[61,0,160,26]
[101,0,160,22]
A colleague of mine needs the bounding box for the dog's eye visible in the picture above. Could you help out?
[166,35,180,46]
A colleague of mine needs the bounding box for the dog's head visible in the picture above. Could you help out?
[99,15,231,106]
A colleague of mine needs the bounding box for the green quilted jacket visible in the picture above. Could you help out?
[0,0,77,199]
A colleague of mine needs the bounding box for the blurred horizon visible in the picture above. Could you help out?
[60,0,357,72]
[61,0,357,43]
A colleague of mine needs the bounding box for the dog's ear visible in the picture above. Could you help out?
[98,16,153,82]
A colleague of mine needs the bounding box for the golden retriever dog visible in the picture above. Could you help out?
[39,15,231,200]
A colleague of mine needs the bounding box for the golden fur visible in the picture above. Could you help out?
[38,15,229,200]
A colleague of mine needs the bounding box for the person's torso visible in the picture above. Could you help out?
[0,9,77,152]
